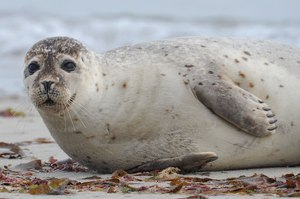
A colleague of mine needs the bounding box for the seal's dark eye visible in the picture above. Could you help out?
[28,62,40,75]
[61,60,76,72]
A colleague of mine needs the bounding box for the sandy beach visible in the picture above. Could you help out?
[0,95,299,198]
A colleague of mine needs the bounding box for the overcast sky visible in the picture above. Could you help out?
[1,0,300,23]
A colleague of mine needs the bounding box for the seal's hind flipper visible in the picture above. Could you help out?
[192,74,277,137]
[126,152,217,173]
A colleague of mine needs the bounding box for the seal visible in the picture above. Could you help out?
[23,36,300,173]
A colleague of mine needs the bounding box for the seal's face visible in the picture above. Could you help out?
[23,37,88,114]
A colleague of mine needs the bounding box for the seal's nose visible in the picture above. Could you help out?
[42,81,54,93]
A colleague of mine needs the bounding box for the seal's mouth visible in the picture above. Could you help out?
[43,98,56,106]
[36,93,76,112]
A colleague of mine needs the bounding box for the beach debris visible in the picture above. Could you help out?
[28,178,70,195]
[155,167,181,180]
[46,157,88,172]
[0,142,23,159]
[111,169,128,179]
[18,138,55,146]
[1,164,300,197]
[0,108,25,117]
[33,138,54,144]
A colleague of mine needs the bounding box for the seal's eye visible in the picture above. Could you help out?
[28,62,40,75]
[61,60,76,72]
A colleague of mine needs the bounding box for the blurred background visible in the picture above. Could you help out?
[0,0,300,96]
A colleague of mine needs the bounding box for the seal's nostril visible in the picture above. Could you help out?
[42,81,54,93]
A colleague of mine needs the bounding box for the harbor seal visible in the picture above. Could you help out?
[23,36,300,173]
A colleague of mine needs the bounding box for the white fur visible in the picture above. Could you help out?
[27,37,300,172]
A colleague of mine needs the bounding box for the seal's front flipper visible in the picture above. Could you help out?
[193,76,277,137]
[126,152,218,173]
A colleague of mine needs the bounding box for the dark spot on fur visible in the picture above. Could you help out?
[243,51,251,56]
[291,121,294,126]
[164,53,168,56]
[174,46,179,48]
[261,78,265,82]
[279,57,285,60]
[242,57,248,61]
[74,131,82,134]
[183,74,187,77]
[102,73,106,76]
[99,108,103,112]
[86,156,91,160]
[198,82,203,85]
[184,80,189,85]
[217,75,222,79]
[279,85,284,88]
[185,64,194,68]
[95,83,99,92]
[201,45,206,48]
[111,135,116,140]
[239,71,246,78]
[234,59,240,63]
[297,61,300,64]
[265,95,269,100]
[86,135,95,139]
[223,55,229,58]
[161,73,166,76]
[122,82,127,88]
[178,72,181,75]
[264,62,269,65]
[212,83,216,86]
[81,57,84,62]
[136,47,142,50]
[234,82,241,87]
[208,71,214,74]
[74,118,79,121]
[249,82,254,88]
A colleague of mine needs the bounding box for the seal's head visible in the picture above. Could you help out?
[24,37,89,114]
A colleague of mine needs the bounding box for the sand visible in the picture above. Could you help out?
[0,95,299,199]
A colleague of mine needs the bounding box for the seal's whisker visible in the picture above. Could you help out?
[9,99,35,132]
[64,102,76,131]
[72,97,94,118]
[69,107,87,128]
[59,103,67,131]
[71,99,95,122]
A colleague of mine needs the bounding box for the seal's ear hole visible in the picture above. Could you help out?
[61,60,76,72]
[28,61,40,75]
